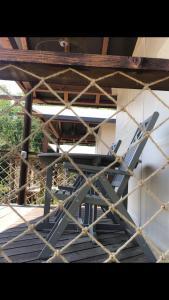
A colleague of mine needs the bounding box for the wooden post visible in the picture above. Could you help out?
[42,135,48,152]
[17,93,33,205]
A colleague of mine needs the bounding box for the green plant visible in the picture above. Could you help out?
[0,97,44,152]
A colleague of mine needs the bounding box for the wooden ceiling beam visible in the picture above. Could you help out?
[0,48,145,69]
[1,48,169,72]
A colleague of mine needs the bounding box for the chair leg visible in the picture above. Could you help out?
[38,182,91,260]
[84,203,90,225]
[98,174,156,262]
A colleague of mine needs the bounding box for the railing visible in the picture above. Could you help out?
[0,65,169,263]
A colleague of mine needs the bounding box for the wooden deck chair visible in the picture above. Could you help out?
[55,139,122,224]
[38,112,159,261]
[57,139,122,194]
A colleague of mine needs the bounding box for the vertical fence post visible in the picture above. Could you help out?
[17,92,33,205]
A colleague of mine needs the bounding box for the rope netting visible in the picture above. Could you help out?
[0,64,169,263]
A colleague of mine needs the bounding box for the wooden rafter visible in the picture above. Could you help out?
[95,37,109,105]
[42,135,49,152]
[19,37,28,50]
[58,121,62,132]
[0,38,34,93]
[0,37,12,49]
[17,37,35,94]
[63,39,70,102]
[0,95,117,108]
[64,91,69,102]
[36,85,112,95]
[48,121,60,139]
[95,94,100,105]
[64,40,70,53]
[0,48,156,70]
[102,37,109,55]
[1,49,169,90]
[0,38,26,93]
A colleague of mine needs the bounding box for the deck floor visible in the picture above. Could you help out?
[0,205,149,263]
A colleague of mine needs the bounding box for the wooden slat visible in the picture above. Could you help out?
[78,245,144,263]
[122,253,149,263]
[0,205,150,263]
[0,231,127,262]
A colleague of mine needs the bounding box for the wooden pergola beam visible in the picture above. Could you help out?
[1,48,169,72]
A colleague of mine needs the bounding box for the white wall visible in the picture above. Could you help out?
[95,123,116,154]
[116,38,169,254]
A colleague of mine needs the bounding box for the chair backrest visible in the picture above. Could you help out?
[107,139,122,155]
[111,112,159,197]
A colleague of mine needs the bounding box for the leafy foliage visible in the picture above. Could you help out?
[0,92,43,153]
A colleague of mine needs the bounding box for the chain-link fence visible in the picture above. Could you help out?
[0,64,169,263]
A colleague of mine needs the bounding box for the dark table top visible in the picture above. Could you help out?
[38,152,118,166]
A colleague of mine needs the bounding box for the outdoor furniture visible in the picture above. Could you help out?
[58,139,121,193]
[37,140,122,228]
[38,111,159,261]
[56,139,122,224]
[37,153,121,231]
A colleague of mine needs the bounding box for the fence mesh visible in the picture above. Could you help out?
[0,64,169,263]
